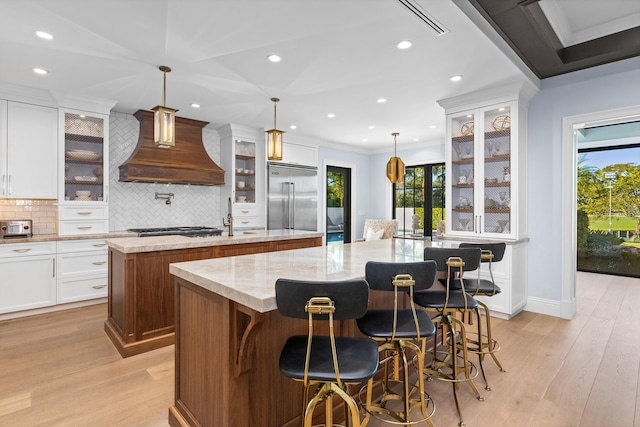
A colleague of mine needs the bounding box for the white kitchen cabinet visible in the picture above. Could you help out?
[218,124,266,229]
[275,141,317,167]
[0,241,57,314]
[56,239,108,303]
[439,82,535,240]
[0,101,58,199]
[58,108,110,235]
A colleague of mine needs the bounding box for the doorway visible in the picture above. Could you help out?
[576,122,640,278]
[326,166,352,244]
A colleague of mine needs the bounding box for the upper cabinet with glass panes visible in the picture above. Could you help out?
[439,82,537,240]
[59,110,110,204]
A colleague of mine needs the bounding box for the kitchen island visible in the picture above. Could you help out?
[167,239,436,427]
[167,237,528,427]
[104,230,323,357]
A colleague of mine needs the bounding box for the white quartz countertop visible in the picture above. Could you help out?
[169,238,461,313]
[0,231,136,244]
[105,229,323,254]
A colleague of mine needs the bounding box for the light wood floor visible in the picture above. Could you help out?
[1,271,639,427]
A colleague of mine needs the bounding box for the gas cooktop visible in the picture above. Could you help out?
[128,226,222,238]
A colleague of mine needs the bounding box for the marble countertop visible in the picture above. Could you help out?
[106,229,324,254]
[169,238,460,313]
[0,231,136,244]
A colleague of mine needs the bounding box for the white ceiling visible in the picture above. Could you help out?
[1,0,625,152]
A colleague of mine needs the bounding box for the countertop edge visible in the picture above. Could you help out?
[0,231,137,244]
[106,230,324,253]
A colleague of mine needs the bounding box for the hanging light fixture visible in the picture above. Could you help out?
[386,132,405,184]
[266,97,284,160]
[151,66,178,148]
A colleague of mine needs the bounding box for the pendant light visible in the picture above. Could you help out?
[151,66,178,148]
[266,97,284,160]
[386,132,405,184]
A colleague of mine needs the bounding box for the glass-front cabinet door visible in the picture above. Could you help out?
[60,110,108,204]
[234,140,256,205]
[447,102,514,238]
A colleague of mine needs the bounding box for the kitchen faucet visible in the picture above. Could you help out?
[155,192,174,205]
[223,197,234,236]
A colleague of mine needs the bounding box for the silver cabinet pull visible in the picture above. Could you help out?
[13,248,32,253]
[77,226,92,230]
[93,243,106,247]
[92,285,107,289]
[78,212,92,215]
[92,261,107,265]
[241,210,250,214]
[242,221,250,224]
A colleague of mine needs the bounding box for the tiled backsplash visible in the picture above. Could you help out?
[1,111,226,235]
[0,199,57,235]
[108,111,223,231]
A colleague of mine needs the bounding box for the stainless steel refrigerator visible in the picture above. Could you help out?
[268,163,318,231]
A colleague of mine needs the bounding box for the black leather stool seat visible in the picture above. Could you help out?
[279,335,379,382]
[413,289,479,310]
[357,309,435,339]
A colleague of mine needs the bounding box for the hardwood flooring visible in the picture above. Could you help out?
[1,271,639,426]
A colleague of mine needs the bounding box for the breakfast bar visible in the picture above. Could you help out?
[167,239,452,427]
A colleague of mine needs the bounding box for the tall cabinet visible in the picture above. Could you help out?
[438,81,537,318]
[218,124,266,230]
[57,102,114,235]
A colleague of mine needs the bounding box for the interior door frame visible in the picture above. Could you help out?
[561,104,640,319]
[322,160,356,244]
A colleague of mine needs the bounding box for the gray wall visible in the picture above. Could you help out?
[527,56,640,302]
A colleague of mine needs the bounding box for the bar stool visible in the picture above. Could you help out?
[276,278,379,427]
[356,260,437,426]
[415,247,484,427]
[458,242,506,382]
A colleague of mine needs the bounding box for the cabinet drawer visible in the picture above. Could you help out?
[57,239,107,253]
[57,276,108,304]
[58,252,108,277]
[235,217,259,228]
[59,206,108,220]
[59,220,108,236]
[0,241,56,258]
[233,206,257,217]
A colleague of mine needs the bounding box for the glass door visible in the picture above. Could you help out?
[393,163,445,238]
[326,166,351,244]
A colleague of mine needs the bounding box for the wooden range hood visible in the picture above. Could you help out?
[118,110,225,185]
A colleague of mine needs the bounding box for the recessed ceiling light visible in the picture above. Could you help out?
[191,103,200,108]
[377,98,387,103]
[429,125,436,129]
[362,138,368,142]
[499,107,505,111]
[396,40,413,49]
[368,126,375,129]
[290,125,297,129]
[33,68,48,75]
[467,114,473,118]
[327,113,335,118]
[413,138,419,142]
[35,31,53,40]
[268,54,281,62]
[450,75,463,82]
[79,115,86,118]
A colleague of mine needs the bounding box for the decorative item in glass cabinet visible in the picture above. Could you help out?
[461,121,474,136]
[492,115,511,131]
[502,166,511,182]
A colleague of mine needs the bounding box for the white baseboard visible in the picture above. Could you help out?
[525,296,575,320]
